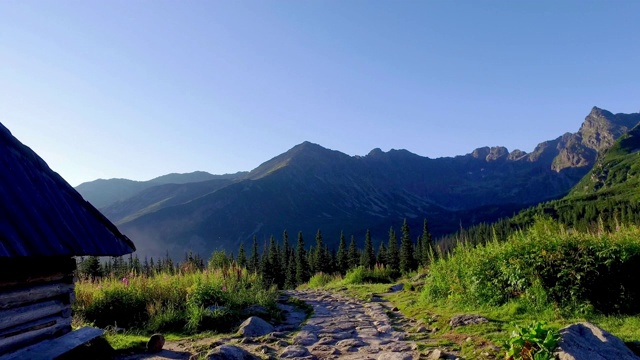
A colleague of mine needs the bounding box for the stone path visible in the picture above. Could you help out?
[113,287,440,359]
[283,289,419,360]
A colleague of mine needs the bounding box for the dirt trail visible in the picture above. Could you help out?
[115,287,433,359]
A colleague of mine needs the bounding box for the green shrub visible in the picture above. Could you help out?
[74,264,279,333]
[342,265,399,285]
[422,217,640,315]
[83,287,148,328]
[307,272,336,288]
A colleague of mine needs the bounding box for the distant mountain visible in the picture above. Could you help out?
[76,171,246,208]
[76,106,640,259]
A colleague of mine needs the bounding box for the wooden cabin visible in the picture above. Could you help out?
[0,122,135,359]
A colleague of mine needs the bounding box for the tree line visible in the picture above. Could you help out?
[77,218,435,289]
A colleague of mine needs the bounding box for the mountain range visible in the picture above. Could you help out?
[76,106,640,259]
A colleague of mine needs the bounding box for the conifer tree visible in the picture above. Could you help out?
[295,231,309,285]
[79,256,102,280]
[280,230,290,275]
[421,218,433,265]
[377,242,387,266]
[237,241,247,268]
[314,229,328,273]
[285,251,297,289]
[360,229,375,269]
[387,226,400,271]
[267,235,282,287]
[347,235,359,270]
[336,231,348,274]
[249,235,259,272]
[415,235,423,268]
[400,219,415,273]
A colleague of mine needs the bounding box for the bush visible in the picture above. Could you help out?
[74,265,279,333]
[307,272,337,288]
[342,265,399,285]
[422,217,640,315]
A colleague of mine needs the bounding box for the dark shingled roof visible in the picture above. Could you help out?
[0,122,136,257]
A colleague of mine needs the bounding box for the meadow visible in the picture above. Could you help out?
[73,217,640,358]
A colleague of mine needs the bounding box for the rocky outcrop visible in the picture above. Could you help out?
[555,322,640,360]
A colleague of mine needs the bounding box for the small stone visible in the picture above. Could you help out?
[465,337,472,342]
[449,314,489,328]
[391,306,400,311]
[275,340,289,347]
[415,326,428,333]
[280,345,312,358]
[206,345,260,360]
[431,327,439,333]
[429,349,443,359]
[146,333,165,353]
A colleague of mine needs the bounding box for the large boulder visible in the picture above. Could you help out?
[237,316,275,337]
[555,322,640,360]
[206,345,260,360]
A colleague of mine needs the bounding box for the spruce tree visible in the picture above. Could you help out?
[415,235,423,268]
[377,242,387,266]
[347,235,359,270]
[336,231,348,274]
[281,230,290,275]
[314,229,328,273]
[421,218,434,266]
[267,235,282,288]
[237,241,248,268]
[387,226,400,272]
[400,219,415,273]
[285,251,297,289]
[295,231,309,285]
[249,235,259,272]
[360,229,375,269]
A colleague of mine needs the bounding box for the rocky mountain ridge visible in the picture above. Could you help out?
[76,106,640,258]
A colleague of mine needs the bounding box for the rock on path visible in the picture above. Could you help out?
[286,289,418,360]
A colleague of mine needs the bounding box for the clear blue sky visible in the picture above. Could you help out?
[1,1,639,186]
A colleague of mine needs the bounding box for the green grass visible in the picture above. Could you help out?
[74,264,279,335]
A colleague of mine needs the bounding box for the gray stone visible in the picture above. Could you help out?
[146,333,165,353]
[555,322,640,360]
[206,345,260,360]
[389,283,404,292]
[237,316,275,337]
[448,314,488,327]
[378,353,414,360]
[428,349,443,359]
[415,326,428,333]
[280,345,312,358]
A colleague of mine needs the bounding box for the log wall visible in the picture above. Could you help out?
[0,256,76,356]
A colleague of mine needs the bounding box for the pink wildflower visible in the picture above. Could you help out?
[122,277,129,286]
[222,285,227,292]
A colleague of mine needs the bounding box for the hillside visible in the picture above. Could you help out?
[75,107,640,259]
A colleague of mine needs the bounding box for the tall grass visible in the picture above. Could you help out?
[422,217,640,316]
[74,264,278,333]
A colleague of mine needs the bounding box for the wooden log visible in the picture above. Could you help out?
[0,315,58,339]
[0,299,66,332]
[0,272,67,290]
[0,282,74,309]
[2,326,103,360]
[0,316,71,356]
